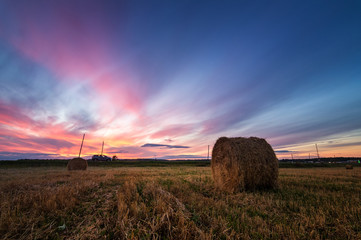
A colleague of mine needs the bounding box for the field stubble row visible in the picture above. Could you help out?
[0,167,360,239]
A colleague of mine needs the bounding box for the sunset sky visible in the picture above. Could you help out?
[0,0,361,160]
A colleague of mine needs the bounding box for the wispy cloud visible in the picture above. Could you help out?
[106,147,129,154]
[326,141,361,148]
[0,151,61,160]
[274,150,293,153]
[150,124,194,139]
[162,154,206,160]
[141,143,190,149]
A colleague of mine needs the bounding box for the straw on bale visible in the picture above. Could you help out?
[67,157,88,170]
[211,137,278,192]
[345,164,353,170]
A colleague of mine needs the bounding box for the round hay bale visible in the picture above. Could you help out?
[211,137,278,192]
[345,164,353,170]
[67,157,88,171]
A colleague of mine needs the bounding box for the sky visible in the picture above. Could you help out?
[0,0,361,160]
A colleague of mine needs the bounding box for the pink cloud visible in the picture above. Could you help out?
[150,124,195,139]
[7,2,110,78]
[3,2,145,115]
[0,101,39,130]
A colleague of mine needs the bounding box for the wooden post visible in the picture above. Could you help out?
[101,141,104,156]
[315,144,320,160]
[78,134,85,158]
[207,145,210,160]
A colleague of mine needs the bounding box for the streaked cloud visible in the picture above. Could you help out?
[325,142,361,149]
[274,150,293,153]
[162,155,206,160]
[0,152,61,160]
[141,143,190,149]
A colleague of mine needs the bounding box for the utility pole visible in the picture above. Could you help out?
[207,145,210,160]
[78,134,85,158]
[291,154,293,160]
[315,144,320,160]
[101,141,104,156]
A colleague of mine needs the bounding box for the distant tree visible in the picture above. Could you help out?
[112,155,118,161]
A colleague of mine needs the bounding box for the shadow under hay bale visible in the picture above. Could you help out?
[211,137,278,192]
[67,157,88,171]
[345,165,353,170]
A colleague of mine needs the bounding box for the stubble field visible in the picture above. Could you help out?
[1,165,360,239]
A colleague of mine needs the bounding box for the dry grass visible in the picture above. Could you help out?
[1,166,360,239]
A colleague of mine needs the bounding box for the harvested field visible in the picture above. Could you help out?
[1,166,360,239]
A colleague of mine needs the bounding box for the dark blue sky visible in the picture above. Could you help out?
[0,0,360,159]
